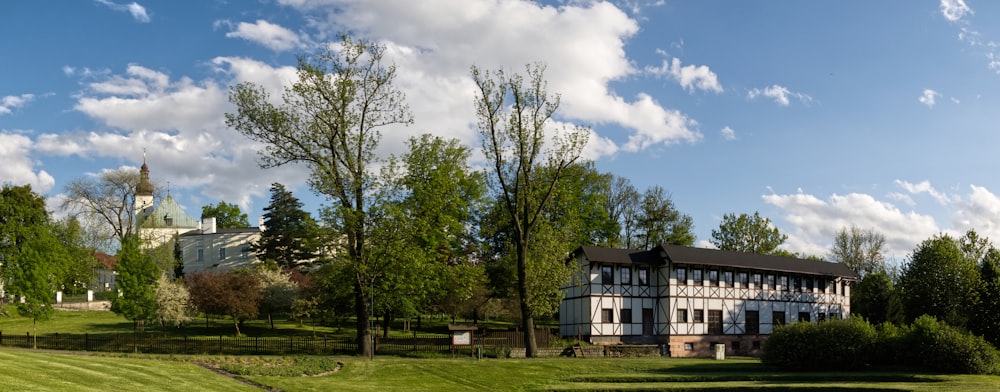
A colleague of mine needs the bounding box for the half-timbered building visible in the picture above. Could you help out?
[559,245,858,357]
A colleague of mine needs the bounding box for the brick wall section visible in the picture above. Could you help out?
[668,335,765,357]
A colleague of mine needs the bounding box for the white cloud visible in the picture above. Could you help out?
[896,179,951,205]
[747,85,811,106]
[0,132,55,193]
[940,0,972,23]
[94,0,150,23]
[645,57,723,93]
[279,0,701,154]
[952,185,1000,241]
[720,126,736,141]
[225,20,305,52]
[763,191,941,259]
[919,89,939,108]
[0,94,35,115]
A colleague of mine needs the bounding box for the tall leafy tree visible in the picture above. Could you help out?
[254,183,318,269]
[972,247,1000,346]
[257,267,299,330]
[710,211,787,255]
[62,168,147,247]
[898,234,980,328]
[111,234,159,332]
[200,201,250,228]
[602,175,639,248]
[636,185,695,249]
[227,36,413,357]
[49,216,99,295]
[851,270,903,325]
[0,185,63,348]
[830,226,886,278]
[472,63,588,357]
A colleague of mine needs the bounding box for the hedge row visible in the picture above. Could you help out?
[761,315,1000,374]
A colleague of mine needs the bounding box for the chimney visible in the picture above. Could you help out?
[202,217,217,234]
[258,216,266,232]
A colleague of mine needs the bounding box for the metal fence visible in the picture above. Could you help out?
[0,328,559,356]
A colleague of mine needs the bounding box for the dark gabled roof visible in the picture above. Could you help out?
[575,245,857,279]
[657,244,858,279]
[576,246,663,265]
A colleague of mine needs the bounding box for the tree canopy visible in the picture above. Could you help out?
[830,226,886,277]
[201,201,250,228]
[710,211,787,255]
[472,62,588,357]
[111,234,160,331]
[898,233,980,329]
[227,36,412,357]
[62,168,146,248]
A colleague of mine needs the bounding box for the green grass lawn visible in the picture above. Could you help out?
[2,349,1000,391]
[0,349,259,392]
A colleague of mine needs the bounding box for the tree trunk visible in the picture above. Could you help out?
[354,279,372,358]
[382,312,391,338]
[516,239,538,357]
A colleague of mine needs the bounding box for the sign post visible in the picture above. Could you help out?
[449,325,477,359]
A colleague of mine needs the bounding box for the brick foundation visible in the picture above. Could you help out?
[667,335,765,357]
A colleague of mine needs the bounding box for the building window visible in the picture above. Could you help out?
[791,276,800,291]
[798,312,811,323]
[817,313,826,322]
[601,308,613,323]
[766,274,775,290]
[638,267,649,286]
[745,310,760,334]
[752,340,761,350]
[738,272,748,288]
[601,265,613,285]
[773,311,786,326]
[752,273,762,289]
[219,247,226,260]
[829,312,839,321]
[732,341,741,352]
[709,270,719,287]
[724,271,734,287]
[708,310,723,334]
[818,277,828,293]
[693,309,704,323]
[241,244,250,259]
[621,267,632,285]
[197,249,204,261]
[676,267,687,285]
[778,276,788,291]
[692,269,703,286]
[621,308,632,324]
[677,309,688,323]
[684,343,694,351]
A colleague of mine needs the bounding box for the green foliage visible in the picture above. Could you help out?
[763,316,1000,374]
[899,234,980,328]
[257,267,299,328]
[472,62,588,356]
[710,211,787,254]
[111,234,159,328]
[49,216,100,295]
[635,185,695,249]
[895,315,1000,374]
[254,183,319,269]
[61,167,143,247]
[830,226,886,277]
[852,270,903,325]
[972,247,1000,346]
[200,201,250,228]
[761,317,876,371]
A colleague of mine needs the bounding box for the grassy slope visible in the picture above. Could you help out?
[0,349,259,392]
[249,357,1000,392]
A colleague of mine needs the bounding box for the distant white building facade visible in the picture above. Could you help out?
[560,245,857,357]
[178,217,263,273]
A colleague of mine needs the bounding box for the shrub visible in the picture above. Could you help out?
[899,315,999,374]
[761,318,875,371]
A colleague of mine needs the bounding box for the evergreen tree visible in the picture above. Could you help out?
[254,183,318,269]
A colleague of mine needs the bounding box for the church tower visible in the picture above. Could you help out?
[135,152,154,216]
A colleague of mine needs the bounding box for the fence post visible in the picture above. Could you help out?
[219,336,223,354]
[413,330,417,352]
[85,333,88,352]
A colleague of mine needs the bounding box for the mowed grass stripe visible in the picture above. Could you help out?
[0,349,259,392]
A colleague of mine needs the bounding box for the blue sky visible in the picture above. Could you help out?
[3,0,1000,261]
